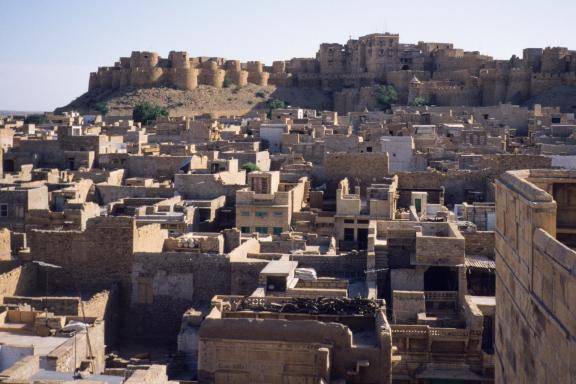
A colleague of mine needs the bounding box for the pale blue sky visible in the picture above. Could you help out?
[1,0,575,111]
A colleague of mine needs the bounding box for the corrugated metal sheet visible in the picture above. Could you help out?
[465,254,495,270]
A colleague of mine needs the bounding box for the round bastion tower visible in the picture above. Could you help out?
[199,60,225,88]
[129,51,163,87]
[169,51,198,90]
[269,61,292,87]
[247,61,270,86]
[225,60,249,87]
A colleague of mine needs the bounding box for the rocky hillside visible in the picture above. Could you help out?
[57,84,333,117]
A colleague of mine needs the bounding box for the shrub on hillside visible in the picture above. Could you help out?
[132,102,168,123]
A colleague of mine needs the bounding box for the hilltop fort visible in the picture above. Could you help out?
[79,33,576,113]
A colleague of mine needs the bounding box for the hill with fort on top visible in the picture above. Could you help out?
[59,33,576,115]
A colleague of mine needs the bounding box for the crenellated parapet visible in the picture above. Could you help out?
[88,51,278,92]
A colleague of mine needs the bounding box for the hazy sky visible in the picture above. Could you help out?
[1,0,575,111]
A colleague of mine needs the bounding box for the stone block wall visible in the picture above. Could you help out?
[124,365,170,384]
[415,223,465,266]
[3,296,79,315]
[463,231,495,257]
[325,152,389,187]
[198,309,391,384]
[0,263,37,301]
[128,252,231,340]
[28,217,165,303]
[230,259,268,296]
[95,184,175,205]
[0,229,11,260]
[392,290,425,323]
[495,170,576,383]
[397,170,488,206]
[0,355,39,381]
[43,320,106,374]
[292,253,366,279]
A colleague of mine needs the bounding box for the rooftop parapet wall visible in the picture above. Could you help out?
[415,222,465,266]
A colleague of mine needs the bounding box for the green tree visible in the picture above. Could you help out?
[255,91,267,98]
[24,114,47,125]
[223,78,233,88]
[268,99,285,110]
[241,162,260,173]
[94,102,109,116]
[375,85,398,111]
[132,102,169,124]
[266,99,286,119]
[409,97,428,107]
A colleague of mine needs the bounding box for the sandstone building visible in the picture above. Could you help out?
[495,169,576,383]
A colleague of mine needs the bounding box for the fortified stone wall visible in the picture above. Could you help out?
[89,51,274,92]
[86,35,576,111]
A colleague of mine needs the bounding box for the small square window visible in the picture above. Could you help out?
[0,205,8,217]
[273,211,283,217]
[240,226,251,234]
[240,211,250,216]
[255,227,268,234]
[273,227,283,235]
[255,211,268,217]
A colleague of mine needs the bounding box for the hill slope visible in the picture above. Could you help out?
[57,84,334,117]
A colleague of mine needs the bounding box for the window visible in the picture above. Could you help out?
[344,228,355,241]
[136,278,154,304]
[344,219,354,224]
[273,227,283,235]
[240,226,251,234]
[255,211,268,217]
[240,211,250,216]
[273,211,283,217]
[0,205,8,217]
[255,227,268,234]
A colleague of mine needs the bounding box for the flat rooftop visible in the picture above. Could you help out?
[260,260,297,276]
[218,296,384,317]
[31,370,124,383]
[0,330,69,356]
